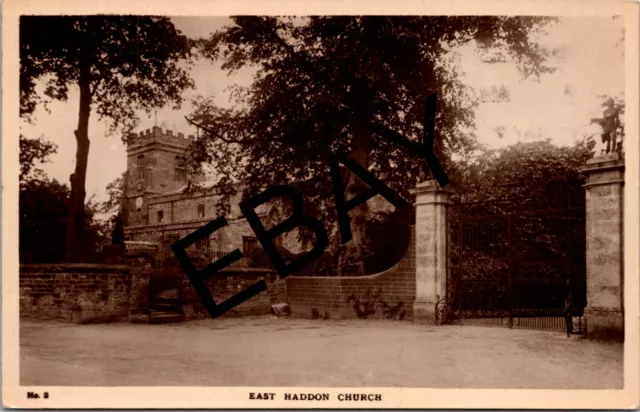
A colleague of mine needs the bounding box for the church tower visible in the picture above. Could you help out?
[122,126,195,227]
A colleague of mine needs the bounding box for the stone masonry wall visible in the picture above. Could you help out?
[583,155,625,338]
[586,183,624,306]
[20,264,132,322]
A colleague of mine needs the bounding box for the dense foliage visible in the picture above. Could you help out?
[19,134,107,263]
[187,16,557,271]
[20,178,107,263]
[20,16,194,261]
[450,139,593,205]
[447,139,591,317]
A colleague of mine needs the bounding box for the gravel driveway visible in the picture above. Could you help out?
[20,316,623,388]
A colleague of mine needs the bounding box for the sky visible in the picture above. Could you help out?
[20,16,624,204]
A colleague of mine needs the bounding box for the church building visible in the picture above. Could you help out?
[121,126,395,265]
[121,126,274,263]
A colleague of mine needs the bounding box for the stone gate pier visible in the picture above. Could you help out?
[411,180,453,324]
[582,153,625,339]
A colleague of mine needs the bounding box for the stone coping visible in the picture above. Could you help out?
[581,161,625,174]
[582,153,625,174]
[410,180,455,195]
[586,152,623,164]
[20,263,132,273]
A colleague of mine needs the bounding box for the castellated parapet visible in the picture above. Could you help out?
[127,125,195,152]
[123,125,198,229]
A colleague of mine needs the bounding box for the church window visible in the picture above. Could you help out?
[175,155,186,182]
[137,155,145,180]
[157,210,164,223]
[197,203,205,218]
[242,236,259,257]
[175,167,186,182]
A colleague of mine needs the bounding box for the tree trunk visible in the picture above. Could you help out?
[339,122,372,275]
[65,63,92,262]
[338,79,373,275]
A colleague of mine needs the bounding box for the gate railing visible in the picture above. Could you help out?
[210,251,251,268]
[447,183,586,333]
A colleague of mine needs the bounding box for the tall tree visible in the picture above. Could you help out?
[20,16,194,262]
[188,16,556,272]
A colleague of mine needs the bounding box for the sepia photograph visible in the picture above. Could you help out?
[2,0,639,409]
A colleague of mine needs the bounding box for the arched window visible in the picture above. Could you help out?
[174,155,186,182]
[137,154,145,180]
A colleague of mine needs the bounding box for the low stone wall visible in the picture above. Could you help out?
[19,228,415,323]
[20,264,132,322]
[179,268,281,319]
[280,227,416,320]
[170,227,415,320]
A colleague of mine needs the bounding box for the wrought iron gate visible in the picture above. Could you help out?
[447,180,586,332]
[148,270,185,324]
